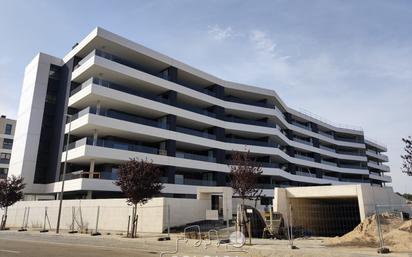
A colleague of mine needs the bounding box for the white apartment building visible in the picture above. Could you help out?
[0,115,16,179]
[9,27,391,200]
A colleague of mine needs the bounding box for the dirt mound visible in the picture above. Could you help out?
[325,213,411,250]
[398,219,412,232]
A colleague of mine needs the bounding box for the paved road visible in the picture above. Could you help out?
[0,236,158,257]
[0,231,249,257]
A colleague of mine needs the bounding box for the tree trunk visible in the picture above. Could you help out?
[1,207,8,230]
[131,204,137,238]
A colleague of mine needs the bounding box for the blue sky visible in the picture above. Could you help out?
[0,0,411,193]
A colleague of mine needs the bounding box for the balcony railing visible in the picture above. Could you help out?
[295,170,317,178]
[319,145,336,153]
[176,102,217,118]
[323,175,340,181]
[225,137,278,148]
[224,116,276,128]
[293,137,313,146]
[175,178,217,186]
[225,95,274,109]
[318,130,334,139]
[176,126,216,140]
[339,164,367,170]
[291,121,311,131]
[70,106,167,129]
[321,159,338,167]
[176,151,216,163]
[295,154,315,162]
[70,77,170,104]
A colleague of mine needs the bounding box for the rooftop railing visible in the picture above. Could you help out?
[296,108,363,131]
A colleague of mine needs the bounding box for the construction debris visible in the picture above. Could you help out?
[325,213,412,251]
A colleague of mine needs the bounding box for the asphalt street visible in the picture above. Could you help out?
[0,231,250,257]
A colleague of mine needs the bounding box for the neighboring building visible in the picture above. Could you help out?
[9,27,391,200]
[0,115,16,179]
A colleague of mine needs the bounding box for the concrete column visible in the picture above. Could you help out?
[86,191,93,199]
[89,160,95,178]
[96,101,101,115]
[93,130,98,146]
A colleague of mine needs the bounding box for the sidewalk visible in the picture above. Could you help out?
[1,230,411,257]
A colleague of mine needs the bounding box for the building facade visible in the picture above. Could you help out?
[0,115,16,179]
[9,27,391,199]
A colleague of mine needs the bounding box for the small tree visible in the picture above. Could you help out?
[401,136,412,176]
[114,158,163,238]
[0,176,25,230]
[228,150,263,206]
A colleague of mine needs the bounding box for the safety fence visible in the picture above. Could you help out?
[284,201,412,252]
[375,204,412,253]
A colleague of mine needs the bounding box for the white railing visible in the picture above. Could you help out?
[296,108,363,131]
[365,136,387,148]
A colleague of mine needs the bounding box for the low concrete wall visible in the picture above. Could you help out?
[0,197,210,233]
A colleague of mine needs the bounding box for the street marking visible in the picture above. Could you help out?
[0,249,20,254]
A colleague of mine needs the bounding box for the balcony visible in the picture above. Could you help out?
[175,178,217,186]
[291,121,311,131]
[225,116,276,128]
[176,102,217,118]
[336,150,362,156]
[66,137,160,155]
[176,151,216,163]
[295,170,317,178]
[339,163,367,170]
[321,159,338,167]
[319,145,336,153]
[75,50,275,110]
[224,95,274,109]
[366,149,389,161]
[340,178,366,183]
[176,126,216,140]
[323,175,340,181]
[295,154,315,162]
[225,137,278,148]
[61,170,100,180]
[71,78,170,105]
[293,137,313,146]
[319,130,334,139]
[334,136,359,143]
[70,106,167,129]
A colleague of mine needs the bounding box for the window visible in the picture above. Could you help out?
[2,139,13,149]
[5,124,12,135]
[0,168,8,177]
[0,153,11,160]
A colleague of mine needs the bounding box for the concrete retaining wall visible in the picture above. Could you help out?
[0,197,209,233]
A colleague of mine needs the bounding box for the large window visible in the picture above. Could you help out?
[2,139,13,149]
[4,124,12,135]
[0,153,11,160]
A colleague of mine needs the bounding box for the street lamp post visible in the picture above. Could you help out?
[56,114,72,234]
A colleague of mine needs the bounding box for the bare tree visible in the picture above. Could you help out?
[0,176,25,230]
[401,136,412,176]
[114,158,163,238]
[228,150,263,206]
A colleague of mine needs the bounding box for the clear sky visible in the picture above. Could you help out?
[0,0,411,193]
